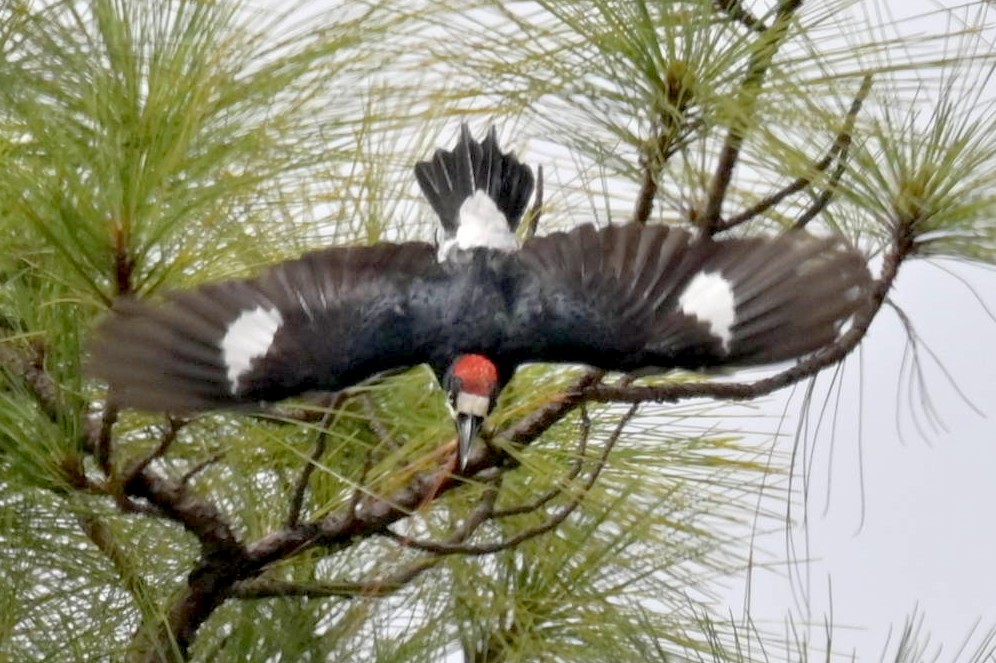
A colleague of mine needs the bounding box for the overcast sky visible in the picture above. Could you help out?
[737,256,996,660]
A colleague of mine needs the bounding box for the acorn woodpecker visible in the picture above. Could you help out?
[90,125,871,470]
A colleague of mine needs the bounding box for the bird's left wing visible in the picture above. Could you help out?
[505,223,870,371]
[90,242,444,413]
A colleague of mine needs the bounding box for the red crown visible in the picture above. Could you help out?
[451,354,499,396]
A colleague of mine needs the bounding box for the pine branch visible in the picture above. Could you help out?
[702,0,804,234]
[714,0,768,33]
[95,404,119,476]
[232,557,440,599]
[120,418,185,488]
[286,412,334,528]
[632,65,700,225]
[587,225,908,405]
[490,403,591,518]
[384,405,635,556]
[0,341,61,422]
[716,75,872,233]
[180,452,225,485]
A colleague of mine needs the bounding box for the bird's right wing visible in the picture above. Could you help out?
[90,242,444,413]
[510,223,871,371]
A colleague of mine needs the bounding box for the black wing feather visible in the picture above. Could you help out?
[509,224,871,371]
[415,124,534,233]
[90,242,444,412]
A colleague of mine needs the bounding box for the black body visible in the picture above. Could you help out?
[90,127,872,413]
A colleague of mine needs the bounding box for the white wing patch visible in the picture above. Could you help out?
[678,271,736,352]
[220,305,284,394]
[438,190,518,261]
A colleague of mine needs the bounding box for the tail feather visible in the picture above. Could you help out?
[415,124,534,234]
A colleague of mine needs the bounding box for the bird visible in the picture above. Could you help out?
[90,124,871,470]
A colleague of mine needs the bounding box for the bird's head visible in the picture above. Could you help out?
[444,353,500,471]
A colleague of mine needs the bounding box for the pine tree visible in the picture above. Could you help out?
[0,1,993,661]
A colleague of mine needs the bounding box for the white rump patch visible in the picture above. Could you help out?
[220,305,283,394]
[438,190,518,261]
[455,391,491,418]
[678,271,736,352]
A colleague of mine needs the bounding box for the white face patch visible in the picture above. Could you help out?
[678,271,736,352]
[437,190,518,262]
[220,305,283,394]
[455,391,491,418]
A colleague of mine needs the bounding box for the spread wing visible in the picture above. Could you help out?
[506,223,871,371]
[90,242,444,412]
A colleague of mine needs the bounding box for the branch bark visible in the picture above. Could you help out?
[702,0,804,234]
[716,75,872,234]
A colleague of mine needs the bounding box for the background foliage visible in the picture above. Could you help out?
[0,0,994,661]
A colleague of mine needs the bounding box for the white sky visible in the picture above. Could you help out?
[738,258,996,660]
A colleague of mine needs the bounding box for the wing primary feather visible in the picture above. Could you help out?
[516,223,871,372]
[90,242,442,414]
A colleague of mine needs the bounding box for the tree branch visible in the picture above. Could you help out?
[632,62,699,225]
[702,0,804,234]
[180,452,225,485]
[241,371,606,571]
[121,418,185,488]
[95,404,120,477]
[714,0,768,33]
[716,75,871,233]
[588,236,905,407]
[384,405,636,556]
[287,413,333,528]
[490,403,591,518]
[232,557,440,599]
[791,78,870,230]
[124,467,243,558]
[0,342,62,422]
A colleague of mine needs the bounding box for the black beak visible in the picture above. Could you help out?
[456,412,483,471]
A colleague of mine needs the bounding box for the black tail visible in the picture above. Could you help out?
[415,124,534,234]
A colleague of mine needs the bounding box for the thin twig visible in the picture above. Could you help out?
[232,557,440,600]
[112,218,134,297]
[714,0,768,33]
[792,76,872,230]
[702,0,804,234]
[521,164,544,240]
[96,404,119,476]
[287,412,333,528]
[491,402,591,518]
[716,75,870,233]
[180,452,226,485]
[0,342,61,421]
[121,417,185,487]
[633,150,660,225]
[384,405,637,556]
